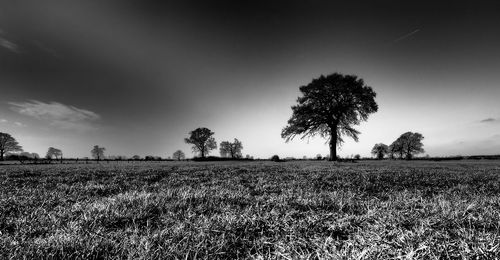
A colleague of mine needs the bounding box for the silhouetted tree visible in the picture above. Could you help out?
[391,132,425,160]
[91,145,105,161]
[173,150,185,161]
[184,127,217,158]
[388,141,401,159]
[46,147,63,163]
[219,138,243,158]
[281,73,378,161]
[0,132,23,160]
[132,155,141,160]
[401,132,425,160]
[371,143,389,159]
[354,154,361,160]
[271,155,280,162]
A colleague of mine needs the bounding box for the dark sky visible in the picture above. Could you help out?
[1,0,499,158]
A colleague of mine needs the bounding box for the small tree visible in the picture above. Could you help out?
[281,73,378,161]
[371,143,389,159]
[91,145,105,161]
[354,154,361,160]
[173,150,185,161]
[391,132,425,160]
[46,147,63,163]
[219,138,243,159]
[184,127,217,158]
[0,132,23,160]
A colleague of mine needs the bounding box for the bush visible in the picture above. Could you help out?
[271,155,280,162]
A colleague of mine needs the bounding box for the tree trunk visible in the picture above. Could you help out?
[0,149,3,161]
[329,127,337,161]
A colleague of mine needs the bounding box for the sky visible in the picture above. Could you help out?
[0,0,499,159]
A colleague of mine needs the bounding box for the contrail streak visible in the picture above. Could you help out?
[393,29,420,43]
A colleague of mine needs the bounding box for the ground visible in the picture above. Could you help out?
[1,160,499,259]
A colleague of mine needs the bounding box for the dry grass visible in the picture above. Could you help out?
[1,160,499,259]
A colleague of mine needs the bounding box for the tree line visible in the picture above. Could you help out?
[2,72,430,162]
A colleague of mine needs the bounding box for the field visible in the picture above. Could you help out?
[1,160,500,259]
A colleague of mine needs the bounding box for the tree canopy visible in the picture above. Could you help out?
[91,145,106,160]
[371,143,389,159]
[184,127,217,158]
[219,138,243,158]
[0,132,23,161]
[390,132,425,160]
[281,73,378,161]
[173,150,186,161]
[46,147,63,161]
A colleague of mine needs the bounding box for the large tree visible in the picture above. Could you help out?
[371,143,389,160]
[91,145,106,161]
[184,127,217,158]
[173,150,186,161]
[0,132,23,160]
[281,73,378,161]
[219,138,243,158]
[392,132,425,160]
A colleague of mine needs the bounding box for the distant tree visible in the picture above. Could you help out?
[281,73,378,161]
[354,154,361,160]
[184,127,217,158]
[371,143,389,159]
[91,145,105,161]
[46,147,63,162]
[132,155,141,160]
[388,141,401,159]
[0,132,23,160]
[219,138,243,159]
[173,150,185,161]
[391,132,425,160]
[271,155,280,162]
[316,154,322,160]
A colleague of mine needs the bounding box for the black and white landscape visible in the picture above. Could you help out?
[1,1,499,259]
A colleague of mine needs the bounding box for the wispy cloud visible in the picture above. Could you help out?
[14,122,26,127]
[0,37,19,52]
[9,100,100,131]
[0,119,7,123]
[480,117,498,123]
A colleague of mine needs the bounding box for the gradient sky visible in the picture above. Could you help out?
[1,0,499,159]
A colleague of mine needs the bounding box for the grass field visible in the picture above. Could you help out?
[1,160,500,259]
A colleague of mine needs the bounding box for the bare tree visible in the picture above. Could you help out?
[371,143,389,159]
[219,138,243,159]
[0,132,23,160]
[173,150,185,161]
[281,73,378,161]
[184,127,217,158]
[91,145,106,161]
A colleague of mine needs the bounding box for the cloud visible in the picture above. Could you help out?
[14,122,26,127]
[480,118,499,123]
[9,100,100,131]
[0,37,19,52]
[0,119,7,123]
